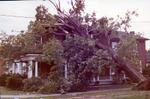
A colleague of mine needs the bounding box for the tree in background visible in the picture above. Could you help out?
[0,5,56,59]
[23,5,55,53]
[0,32,25,59]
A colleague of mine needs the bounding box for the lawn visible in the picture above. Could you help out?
[26,90,150,99]
[0,87,28,95]
[1,86,150,99]
[22,90,150,99]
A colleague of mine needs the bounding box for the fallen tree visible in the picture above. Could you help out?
[48,0,146,83]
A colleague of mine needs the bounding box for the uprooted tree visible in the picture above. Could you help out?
[47,0,146,83]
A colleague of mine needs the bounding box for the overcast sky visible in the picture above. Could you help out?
[0,0,150,49]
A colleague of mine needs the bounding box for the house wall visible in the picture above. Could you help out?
[137,39,148,70]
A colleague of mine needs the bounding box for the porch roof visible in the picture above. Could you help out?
[20,53,42,62]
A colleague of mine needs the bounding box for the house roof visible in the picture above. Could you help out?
[110,31,127,42]
[137,37,149,41]
[20,53,42,62]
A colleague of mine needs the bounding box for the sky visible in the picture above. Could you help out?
[0,0,150,49]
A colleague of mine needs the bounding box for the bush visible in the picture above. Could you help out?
[0,74,10,86]
[23,77,43,92]
[38,81,60,94]
[38,78,88,93]
[66,76,89,92]
[6,74,23,90]
[69,80,87,92]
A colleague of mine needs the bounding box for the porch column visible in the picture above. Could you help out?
[12,63,16,74]
[22,62,26,74]
[17,62,22,74]
[35,61,38,77]
[28,60,33,78]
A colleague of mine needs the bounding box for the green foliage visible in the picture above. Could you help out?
[63,35,95,79]
[43,38,64,65]
[87,49,113,74]
[68,78,88,92]
[0,33,25,59]
[71,0,85,15]
[43,38,64,82]
[62,35,111,91]
[117,33,141,68]
[38,81,60,94]
[39,38,64,93]
[6,74,23,90]
[0,5,56,60]
[23,5,55,53]
[42,12,111,91]
[0,74,10,86]
[23,77,43,92]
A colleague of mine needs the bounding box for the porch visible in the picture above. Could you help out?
[8,54,51,79]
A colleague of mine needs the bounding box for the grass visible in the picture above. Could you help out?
[106,90,150,99]
[1,86,150,99]
[0,86,27,95]
[23,90,150,99]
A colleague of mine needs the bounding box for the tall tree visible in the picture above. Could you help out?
[23,5,55,53]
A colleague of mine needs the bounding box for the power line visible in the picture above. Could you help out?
[132,21,150,23]
[0,14,34,19]
[1,14,150,24]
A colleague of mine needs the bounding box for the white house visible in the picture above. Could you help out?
[7,54,46,78]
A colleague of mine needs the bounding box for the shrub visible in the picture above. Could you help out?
[69,80,87,92]
[38,78,88,93]
[65,76,89,92]
[38,81,60,94]
[23,77,43,92]
[0,74,10,86]
[6,74,23,90]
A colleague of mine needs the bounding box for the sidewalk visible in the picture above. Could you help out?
[0,94,59,98]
